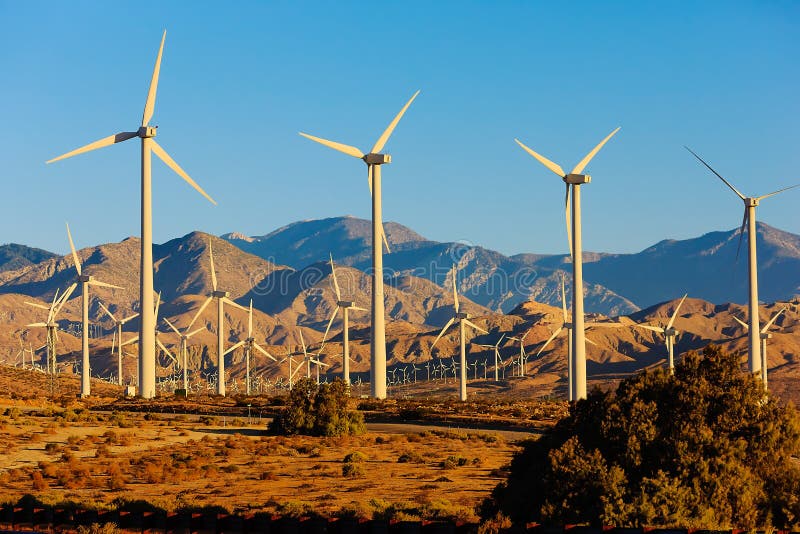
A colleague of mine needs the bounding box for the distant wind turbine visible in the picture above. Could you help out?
[686,147,799,378]
[631,294,688,374]
[475,334,505,382]
[299,91,420,399]
[26,288,74,375]
[162,301,213,393]
[97,302,139,386]
[221,300,277,395]
[431,265,487,401]
[47,31,217,399]
[66,224,123,397]
[321,254,367,385]
[732,307,786,389]
[515,128,620,400]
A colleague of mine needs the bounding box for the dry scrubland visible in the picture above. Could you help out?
[0,407,524,521]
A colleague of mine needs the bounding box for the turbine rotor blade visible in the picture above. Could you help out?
[66,223,81,276]
[163,317,181,337]
[299,132,364,159]
[208,240,217,291]
[684,146,746,200]
[329,253,341,301]
[371,90,420,153]
[26,322,48,328]
[634,324,664,333]
[536,326,563,357]
[761,307,786,334]
[98,301,117,322]
[142,30,166,127]
[757,183,800,201]
[151,140,217,205]
[432,317,456,349]
[53,283,78,318]
[156,338,176,363]
[565,184,573,258]
[735,208,748,263]
[732,315,749,329]
[88,279,124,290]
[186,327,206,339]
[187,296,213,329]
[121,312,139,324]
[223,297,248,312]
[321,307,339,347]
[46,132,138,164]
[514,138,565,177]
[25,301,50,311]
[667,293,688,330]
[561,272,568,322]
[585,336,599,347]
[248,300,253,337]
[223,340,245,356]
[253,342,277,362]
[571,127,621,175]
[463,319,487,334]
[451,265,459,313]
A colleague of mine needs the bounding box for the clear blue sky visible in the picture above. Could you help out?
[1,1,798,257]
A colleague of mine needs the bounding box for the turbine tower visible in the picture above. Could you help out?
[631,294,688,374]
[733,307,786,389]
[686,147,799,377]
[98,302,139,385]
[222,300,277,395]
[515,128,620,400]
[46,31,217,399]
[321,254,367,385]
[163,300,213,393]
[66,224,123,397]
[299,91,420,399]
[431,265,487,401]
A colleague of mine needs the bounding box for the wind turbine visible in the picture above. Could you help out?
[65,224,124,397]
[685,147,799,377]
[97,302,139,385]
[515,128,620,400]
[475,334,505,382]
[26,288,75,375]
[221,300,277,395]
[47,31,217,399]
[299,90,420,399]
[506,330,532,377]
[431,265,487,401]
[162,299,214,393]
[630,294,688,374]
[732,307,786,389]
[321,254,367,385]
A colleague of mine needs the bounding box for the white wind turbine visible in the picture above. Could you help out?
[321,254,367,385]
[732,307,786,389]
[630,294,688,374]
[26,288,74,375]
[475,334,505,382]
[506,330,533,377]
[431,265,488,401]
[47,31,216,399]
[299,91,420,399]
[686,147,799,378]
[97,302,139,386]
[120,292,178,386]
[65,224,124,397]
[162,299,214,393]
[515,128,620,400]
[220,300,277,395]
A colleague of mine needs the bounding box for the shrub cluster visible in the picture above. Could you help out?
[270,378,365,437]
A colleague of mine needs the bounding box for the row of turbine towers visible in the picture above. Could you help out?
[44,31,797,401]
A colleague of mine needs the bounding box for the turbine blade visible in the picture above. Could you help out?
[223,340,245,356]
[142,30,166,127]
[432,317,455,349]
[186,327,206,339]
[88,279,124,290]
[667,293,688,329]
[634,324,663,333]
[97,301,117,322]
[329,253,342,301]
[154,291,162,322]
[732,315,749,329]
[514,138,565,177]
[25,301,50,311]
[561,272,568,323]
[26,322,47,328]
[310,358,330,367]
[371,90,420,153]
[299,132,364,159]
[684,146,746,200]
[571,127,621,175]
[321,307,339,347]
[253,342,277,361]
[757,183,800,201]
[463,319,487,334]
[208,240,217,291]
[156,338,177,363]
[65,223,81,276]
[121,312,140,324]
[299,329,306,354]
[187,296,213,329]
[151,140,217,205]
[494,334,506,349]
[585,336,599,347]
[223,297,248,312]
[122,336,139,347]
[46,132,138,164]
[163,317,181,337]
[350,305,368,312]
[382,226,391,253]
[761,307,786,333]
[735,208,748,263]
[536,327,563,357]
[248,300,253,337]
[53,283,77,318]
[451,265,459,313]
[565,184,573,259]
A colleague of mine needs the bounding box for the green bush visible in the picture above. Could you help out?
[270,378,365,437]
[483,345,800,529]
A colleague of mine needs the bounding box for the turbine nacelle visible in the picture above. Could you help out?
[665,327,679,337]
[212,290,229,299]
[761,332,773,340]
[456,312,470,320]
[137,126,157,138]
[363,153,391,165]
[78,275,92,283]
[745,197,759,207]
[338,300,355,308]
[564,173,591,185]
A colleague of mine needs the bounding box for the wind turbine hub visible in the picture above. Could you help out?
[246,337,255,343]
[761,332,772,340]
[137,126,157,138]
[212,290,229,298]
[564,173,591,185]
[745,197,759,207]
[363,153,391,165]
[78,274,92,283]
[339,300,354,308]
[456,312,470,319]
[665,328,678,336]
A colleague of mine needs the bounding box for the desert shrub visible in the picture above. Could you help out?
[31,471,47,491]
[342,450,367,478]
[441,455,468,469]
[478,512,512,534]
[270,378,365,437]
[397,451,425,464]
[107,463,125,490]
[483,345,800,529]
[76,523,120,534]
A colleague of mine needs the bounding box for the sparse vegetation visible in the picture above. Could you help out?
[270,378,366,437]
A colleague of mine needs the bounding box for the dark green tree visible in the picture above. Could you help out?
[482,345,800,529]
[270,378,365,437]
